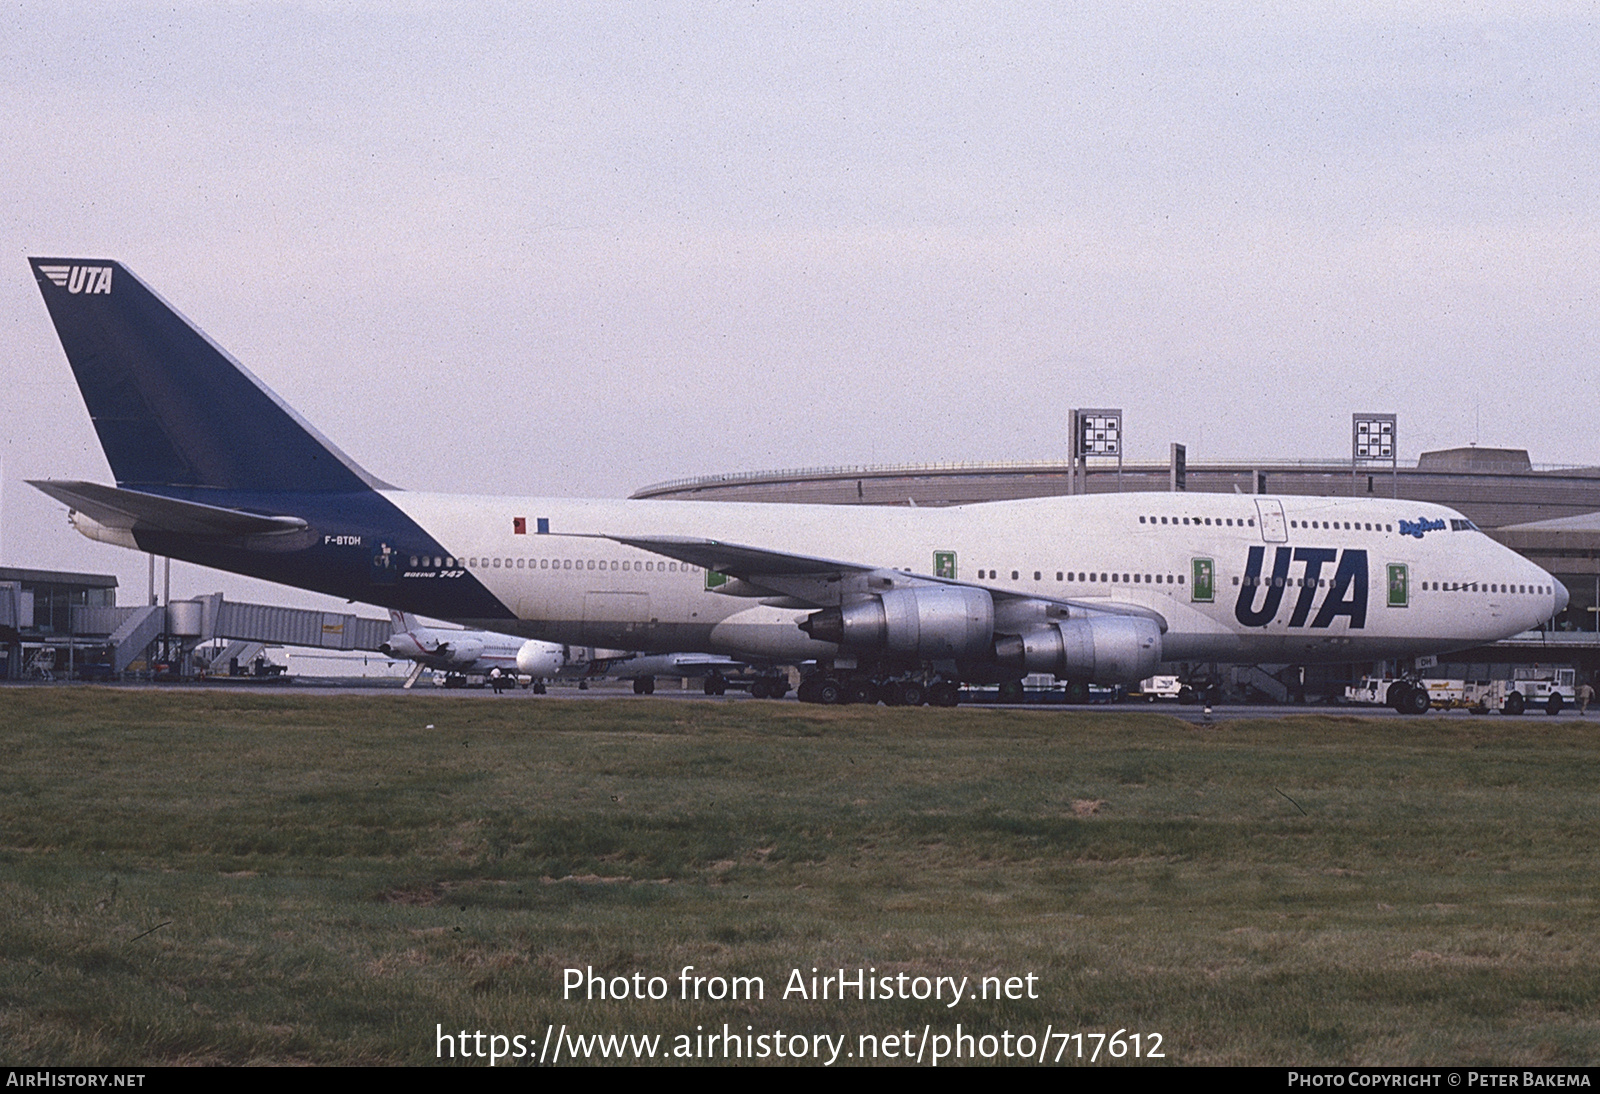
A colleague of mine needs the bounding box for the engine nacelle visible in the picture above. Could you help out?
[516,639,567,678]
[379,633,422,659]
[993,615,1162,684]
[801,586,995,661]
[437,636,483,664]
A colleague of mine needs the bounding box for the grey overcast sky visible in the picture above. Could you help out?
[3,2,1598,609]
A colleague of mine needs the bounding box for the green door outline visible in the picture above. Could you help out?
[934,551,957,579]
[1191,558,1214,603]
[1387,563,1409,607]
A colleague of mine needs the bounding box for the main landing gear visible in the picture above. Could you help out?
[794,673,961,707]
[748,675,789,699]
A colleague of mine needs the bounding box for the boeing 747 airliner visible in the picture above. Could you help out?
[26,259,1566,710]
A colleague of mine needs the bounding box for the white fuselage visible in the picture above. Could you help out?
[377,490,1560,667]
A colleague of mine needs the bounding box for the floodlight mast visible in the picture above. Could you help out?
[1352,413,1398,498]
[1069,408,1123,495]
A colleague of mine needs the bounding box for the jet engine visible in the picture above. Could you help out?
[381,631,484,665]
[992,615,1162,684]
[515,639,566,678]
[800,586,995,661]
[440,636,485,664]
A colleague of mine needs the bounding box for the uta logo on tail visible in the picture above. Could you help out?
[38,265,112,294]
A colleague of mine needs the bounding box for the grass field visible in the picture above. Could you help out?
[1,688,1598,1066]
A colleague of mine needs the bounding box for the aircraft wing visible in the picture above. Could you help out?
[603,534,1168,631]
[29,479,308,537]
[604,534,866,577]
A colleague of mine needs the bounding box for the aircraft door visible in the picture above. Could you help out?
[370,543,398,585]
[1254,500,1288,542]
[1386,563,1409,608]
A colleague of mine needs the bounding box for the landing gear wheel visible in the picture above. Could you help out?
[848,679,880,705]
[532,682,546,694]
[997,679,1026,704]
[1068,681,1091,704]
[928,681,960,707]
[705,672,728,696]
[767,678,789,699]
[896,680,926,707]
[633,678,647,694]
[815,678,844,705]
[1503,691,1525,715]
[1398,685,1430,715]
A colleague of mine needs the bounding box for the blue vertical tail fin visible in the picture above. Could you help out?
[29,258,390,495]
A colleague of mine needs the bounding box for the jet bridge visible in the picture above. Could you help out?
[68,593,393,678]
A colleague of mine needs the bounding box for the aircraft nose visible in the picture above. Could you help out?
[1554,578,1570,617]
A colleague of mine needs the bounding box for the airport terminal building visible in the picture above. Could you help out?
[634,445,1600,692]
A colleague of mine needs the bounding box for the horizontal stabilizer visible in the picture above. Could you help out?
[29,479,307,537]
